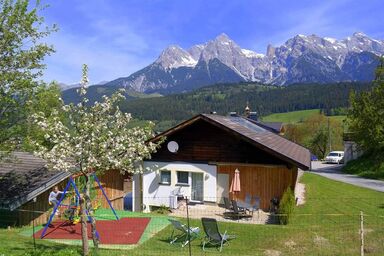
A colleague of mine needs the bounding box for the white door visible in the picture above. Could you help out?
[191,173,204,202]
[216,173,229,204]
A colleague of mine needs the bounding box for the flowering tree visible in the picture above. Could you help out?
[33,65,159,255]
[0,0,56,155]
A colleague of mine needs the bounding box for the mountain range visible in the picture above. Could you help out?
[64,32,383,96]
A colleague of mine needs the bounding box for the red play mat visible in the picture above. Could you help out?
[35,217,151,245]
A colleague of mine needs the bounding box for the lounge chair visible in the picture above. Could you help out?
[230,200,252,220]
[238,193,253,213]
[223,197,233,212]
[248,196,261,218]
[201,217,236,252]
[168,219,200,247]
[244,193,252,205]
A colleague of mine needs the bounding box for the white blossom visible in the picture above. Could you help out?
[33,64,160,177]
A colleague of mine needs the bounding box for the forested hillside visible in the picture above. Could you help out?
[117,82,372,130]
[62,84,162,105]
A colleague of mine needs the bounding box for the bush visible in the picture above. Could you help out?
[342,151,384,180]
[152,204,170,214]
[278,187,296,225]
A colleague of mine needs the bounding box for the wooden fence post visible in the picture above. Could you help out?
[360,211,364,256]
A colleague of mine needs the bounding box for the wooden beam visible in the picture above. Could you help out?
[213,162,288,168]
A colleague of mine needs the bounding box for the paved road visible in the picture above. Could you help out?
[310,161,384,193]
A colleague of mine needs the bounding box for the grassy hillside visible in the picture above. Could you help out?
[262,109,346,124]
[262,109,321,123]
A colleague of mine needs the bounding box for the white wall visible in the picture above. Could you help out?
[142,161,217,211]
[344,141,363,164]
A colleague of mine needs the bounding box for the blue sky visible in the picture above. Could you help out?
[41,0,384,85]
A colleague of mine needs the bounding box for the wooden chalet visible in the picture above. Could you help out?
[139,114,310,211]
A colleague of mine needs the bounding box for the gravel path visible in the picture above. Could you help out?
[310,161,384,192]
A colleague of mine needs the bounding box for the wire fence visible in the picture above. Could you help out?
[0,196,384,256]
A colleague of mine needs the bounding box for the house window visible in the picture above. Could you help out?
[177,171,189,185]
[160,170,171,184]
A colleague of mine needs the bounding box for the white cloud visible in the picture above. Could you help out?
[42,1,165,84]
[43,31,154,84]
[250,0,352,52]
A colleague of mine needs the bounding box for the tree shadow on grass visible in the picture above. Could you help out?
[9,240,82,256]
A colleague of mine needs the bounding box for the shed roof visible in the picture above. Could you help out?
[150,114,311,170]
[0,152,70,211]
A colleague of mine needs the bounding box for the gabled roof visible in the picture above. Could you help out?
[150,114,311,170]
[0,152,70,211]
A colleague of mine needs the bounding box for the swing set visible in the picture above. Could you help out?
[40,173,119,239]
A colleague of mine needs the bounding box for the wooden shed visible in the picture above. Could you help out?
[0,152,129,227]
[0,152,71,226]
[141,114,310,211]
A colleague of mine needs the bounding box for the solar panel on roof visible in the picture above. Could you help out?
[229,117,266,133]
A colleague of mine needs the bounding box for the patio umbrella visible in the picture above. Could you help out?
[229,169,241,200]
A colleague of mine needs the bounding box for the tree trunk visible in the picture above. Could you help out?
[79,195,89,256]
[86,173,99,249]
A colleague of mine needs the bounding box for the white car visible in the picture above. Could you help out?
[325,151,344,164]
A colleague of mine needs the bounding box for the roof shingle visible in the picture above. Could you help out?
[0,152,70,210]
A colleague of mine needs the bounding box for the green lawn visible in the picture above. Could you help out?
[262,109,346,124]
[1,173,383,255]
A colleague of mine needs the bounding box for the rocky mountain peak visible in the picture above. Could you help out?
[352,32,368,38]
[266,44,276,57]
[188,44,205,60]
[97,32,383,94]
[214,33,232,43]
[155,45,197,70]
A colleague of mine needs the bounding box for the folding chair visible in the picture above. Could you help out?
[168,219,200,247]
[201,217,236,252]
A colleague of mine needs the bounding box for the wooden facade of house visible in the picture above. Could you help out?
[151,119,288,166]
[217,164,297,210]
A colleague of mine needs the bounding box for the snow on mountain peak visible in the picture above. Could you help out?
[156,45,197,69]
[241,49,265,58]
[352,32,368,38]
[110,32,384,93]
[324,37,337,44]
